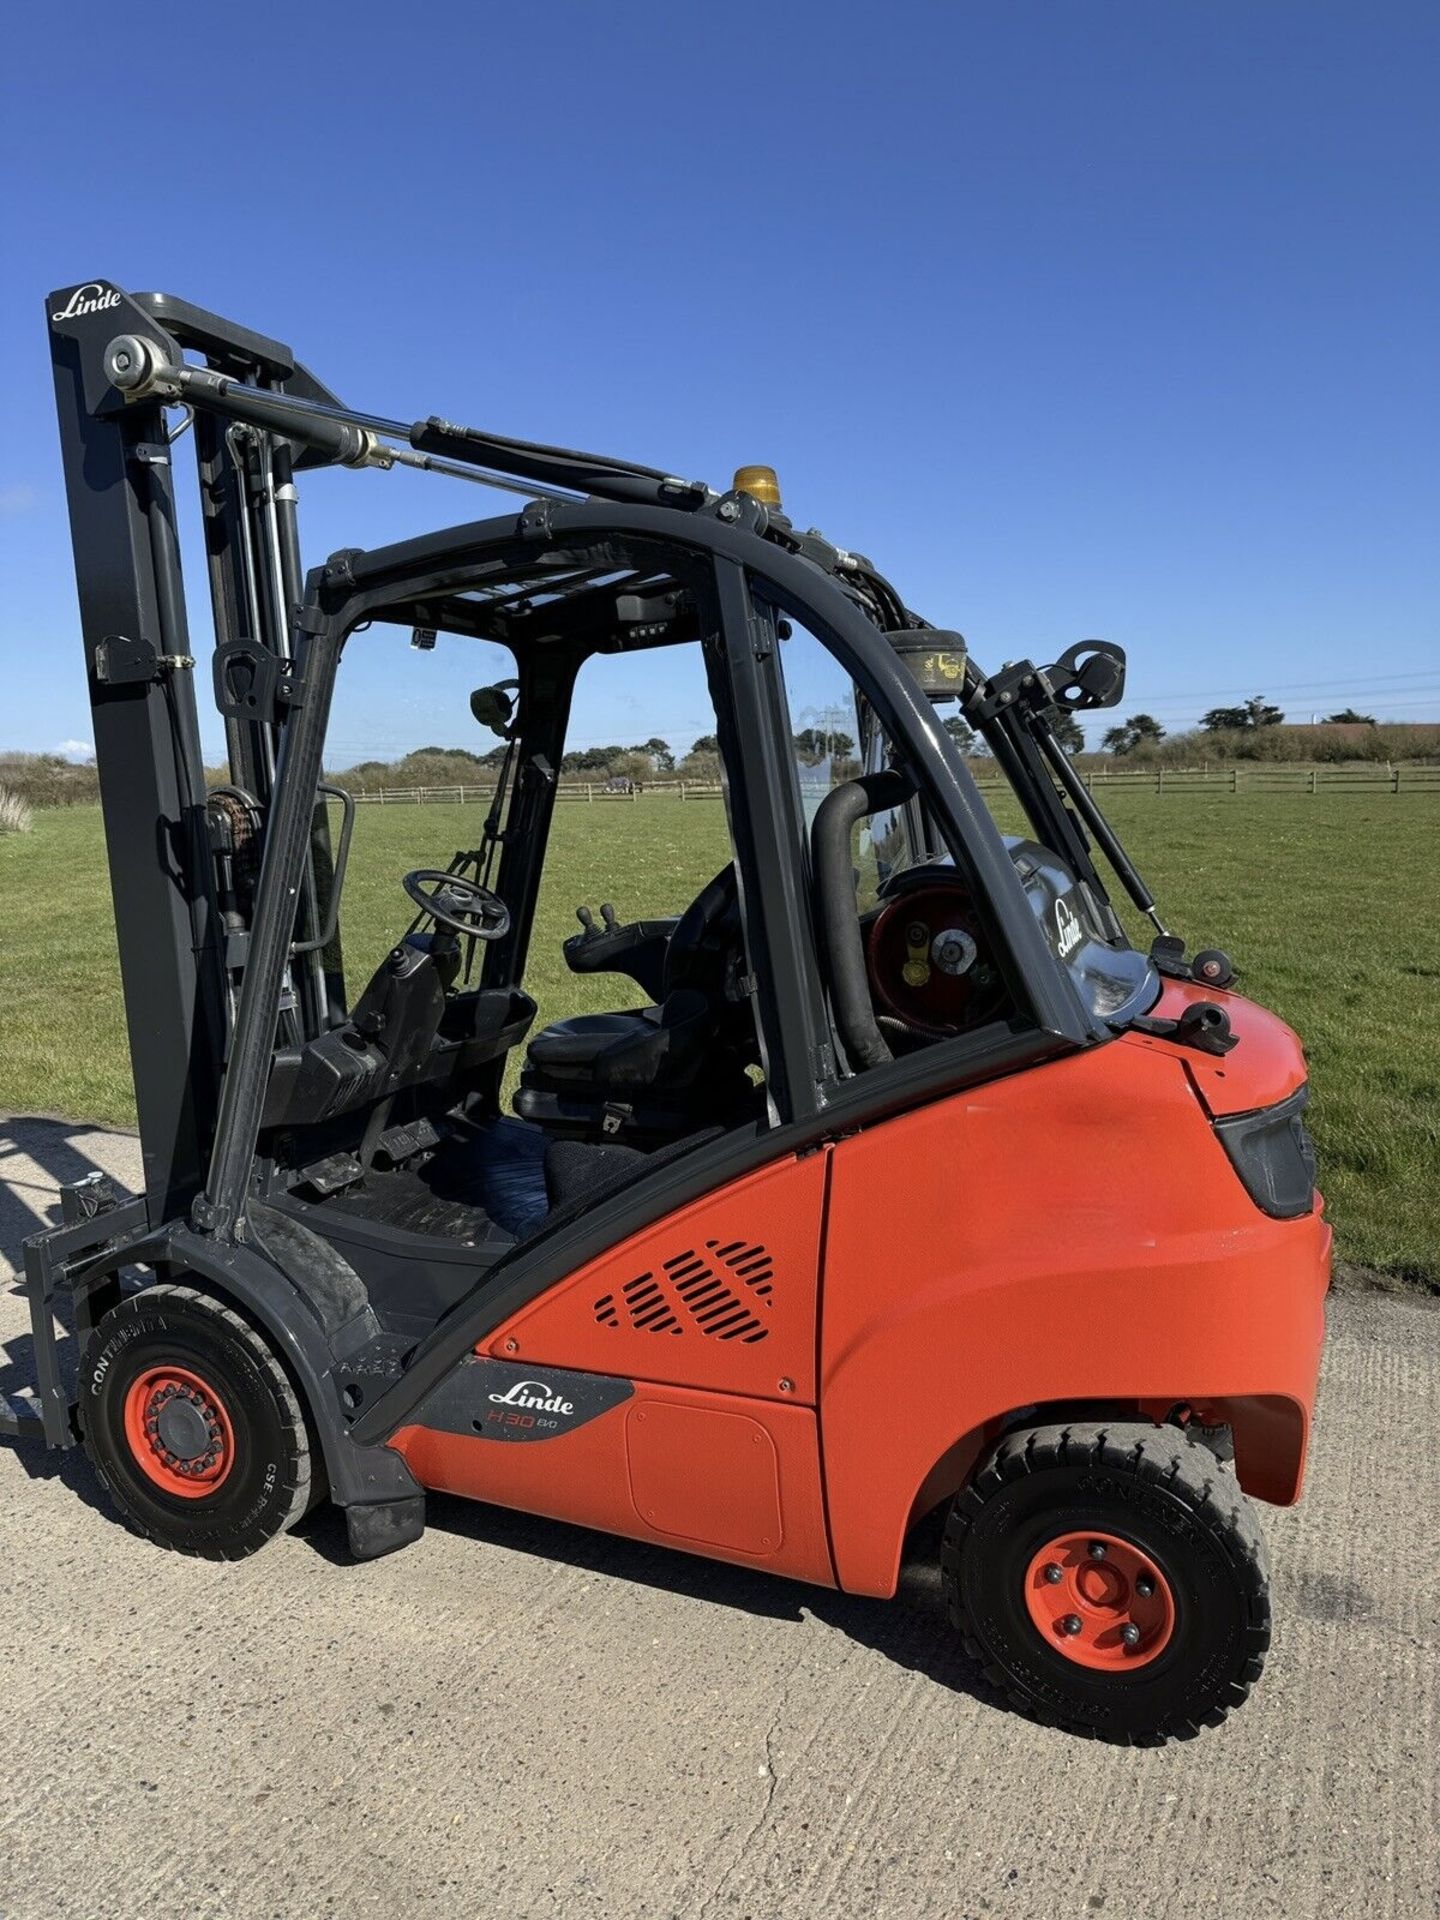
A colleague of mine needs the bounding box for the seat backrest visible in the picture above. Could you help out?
[662,864,739,999]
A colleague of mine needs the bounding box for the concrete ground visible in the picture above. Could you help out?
[1,1114,1436,1920]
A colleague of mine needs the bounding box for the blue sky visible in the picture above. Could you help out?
[3,2,1436,765]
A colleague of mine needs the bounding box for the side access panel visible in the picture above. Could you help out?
[487,1153,827,1403]
[393,1367,831,1583]
[391,1153,835,1585]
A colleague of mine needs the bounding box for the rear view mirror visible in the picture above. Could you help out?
[470,680,519,737]
[1046,640,1126,712]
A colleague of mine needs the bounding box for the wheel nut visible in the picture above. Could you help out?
[1088,1541,1107,1560]
[1135,1574,1155,1597]
[1043,1562,1063,1584]
[1061,1614,1083,1636]
[1120,1623,1142,1647]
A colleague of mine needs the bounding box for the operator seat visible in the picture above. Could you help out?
[513,867,759,1142]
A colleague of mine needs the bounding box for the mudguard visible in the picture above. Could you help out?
[141,1221,426,1552]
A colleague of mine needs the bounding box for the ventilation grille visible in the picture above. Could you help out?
[594,1238,774,1342]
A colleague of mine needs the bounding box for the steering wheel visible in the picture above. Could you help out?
[402,869,511,942]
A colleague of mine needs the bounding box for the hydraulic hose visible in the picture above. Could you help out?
[1031,721,1163,928]
[102,334,708,506]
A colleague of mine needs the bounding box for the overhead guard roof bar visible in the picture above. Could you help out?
[101,327,714,509]
[93,284,1164,956]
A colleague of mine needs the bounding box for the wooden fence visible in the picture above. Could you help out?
[349,782,727,806]
[996,763,1440,796]
[344,763,1438,806]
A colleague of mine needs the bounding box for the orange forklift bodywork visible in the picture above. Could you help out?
[34,278,1333,1738]
[392,981,1330,1597]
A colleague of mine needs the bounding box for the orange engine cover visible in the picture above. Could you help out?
[395,996,1327,1608]
[816,1030,1329,1597]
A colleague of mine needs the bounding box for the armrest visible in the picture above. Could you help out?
[563,916,678,1002]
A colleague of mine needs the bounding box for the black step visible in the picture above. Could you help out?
[0,1392,47,1442]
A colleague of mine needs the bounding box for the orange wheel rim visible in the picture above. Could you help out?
[122,1364,235,1499]
[1024,1530,1175,1671]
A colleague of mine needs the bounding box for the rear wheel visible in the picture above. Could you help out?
[80,1282,315,1560]
[941,1422,1270,1744]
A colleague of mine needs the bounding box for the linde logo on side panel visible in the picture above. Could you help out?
[487,1379,576,1415]
[51,284,121,323]
[1054,897,1084,959]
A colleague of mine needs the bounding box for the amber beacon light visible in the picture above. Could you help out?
[732,464,782,506]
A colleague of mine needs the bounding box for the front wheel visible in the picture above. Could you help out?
[80,1282,316,1560]
[941,1422,1270,1744]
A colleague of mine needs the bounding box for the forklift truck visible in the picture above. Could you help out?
[5,279,1331,1743]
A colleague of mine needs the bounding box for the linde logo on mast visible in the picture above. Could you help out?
[51,283,120,323]
[487,1378,576,1416]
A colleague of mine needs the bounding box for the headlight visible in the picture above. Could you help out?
[1213,1084,1317,1219]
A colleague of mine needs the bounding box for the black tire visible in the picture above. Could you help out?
[941,1421,1270,1744]
[80,1282,315,1561]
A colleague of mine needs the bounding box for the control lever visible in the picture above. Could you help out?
[572,902,625,942]
[562,899,667,994]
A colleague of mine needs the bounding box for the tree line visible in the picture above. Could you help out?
[3,697,1432,813]
[1094,696,1409,762]
[332,734,728,792]
[335,729,873,791]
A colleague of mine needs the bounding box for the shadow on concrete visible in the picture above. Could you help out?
[1,1425,114,1515]
[0,1116,131,1518]
[0,1114,132,1268]
[297,1489,1004,1712]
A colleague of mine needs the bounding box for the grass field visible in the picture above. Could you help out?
[2,793,1436,1285]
